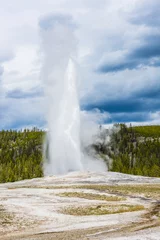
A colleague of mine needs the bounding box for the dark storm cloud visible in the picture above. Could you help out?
[136,86,160,99]
[129,35,160,60]
[98,33,160,73]
[84,97,160,114]
[83,81,160,120]
[98,60,138,73]
[110,112,148,123]
[82,105,151,124]
[84,98,158,123]
[84,99,140,113]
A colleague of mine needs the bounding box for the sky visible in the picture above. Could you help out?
[0,0,160,129]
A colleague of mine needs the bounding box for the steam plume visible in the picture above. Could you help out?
[40,14,83,175]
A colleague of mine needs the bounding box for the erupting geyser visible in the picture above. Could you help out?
[40,14,83,175]
[46,59,83,175]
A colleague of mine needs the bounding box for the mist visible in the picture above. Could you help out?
[40,13,107,175]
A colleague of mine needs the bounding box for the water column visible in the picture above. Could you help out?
[40,14,83,175]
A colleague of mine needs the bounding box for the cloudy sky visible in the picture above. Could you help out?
[0,0,160,129]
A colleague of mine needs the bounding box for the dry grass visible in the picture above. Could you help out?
[8,183,160,199]
[8,185,73,189]
[73,184,160,200]
[61,204,145,216]
[0,205,39,232]
[144,203,160,220]
[0,205,13,225]
[58,192,125,201]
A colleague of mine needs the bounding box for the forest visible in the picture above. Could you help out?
[0,128,44,183]
[94,124,160,178]
[0,124,160,183]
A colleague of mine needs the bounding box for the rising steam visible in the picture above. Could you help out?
[40,13,107,175]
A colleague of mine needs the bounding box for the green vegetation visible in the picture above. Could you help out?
[111,124,160,177]
[94,124,160,177]
[58,192,125,201]
[0,128,44,183]
[61,204,144,216]
[0,124,160,183]
[132,125,160,137]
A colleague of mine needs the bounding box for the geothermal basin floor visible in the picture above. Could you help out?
[0,171,160,240]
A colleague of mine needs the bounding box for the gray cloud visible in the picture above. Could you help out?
[84,97,160,124]
[0,97,44,130]
[6,87,43,99]
[1,0,160,128]
[98,33,160,73]
[135,86,160,99]
[0,65,3,76]
[39,13,76,30]
[129,0,160,27]
[0,50,14,63]
[110,112,149,123]
[82,76,160,122]
[84,97,160,114]
[129,35,160,59]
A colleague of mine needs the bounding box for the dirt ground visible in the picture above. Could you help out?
[0,171,160,240]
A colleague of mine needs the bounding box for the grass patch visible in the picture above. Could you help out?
[58,192,125,201]
[73,184,160,200]
[8,183,160,200]
[62,204,144,216]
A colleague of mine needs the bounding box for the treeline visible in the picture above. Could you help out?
[0,124,160,183]
[95,124,160,178]
[0,128,44,183]
[131,125,160,137]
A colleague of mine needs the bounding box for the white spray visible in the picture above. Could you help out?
[40,14,107,175]
[40,14,83,175]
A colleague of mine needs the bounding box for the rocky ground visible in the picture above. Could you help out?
[0,171,160,240]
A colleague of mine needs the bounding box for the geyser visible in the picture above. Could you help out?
[40,14,83,175]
